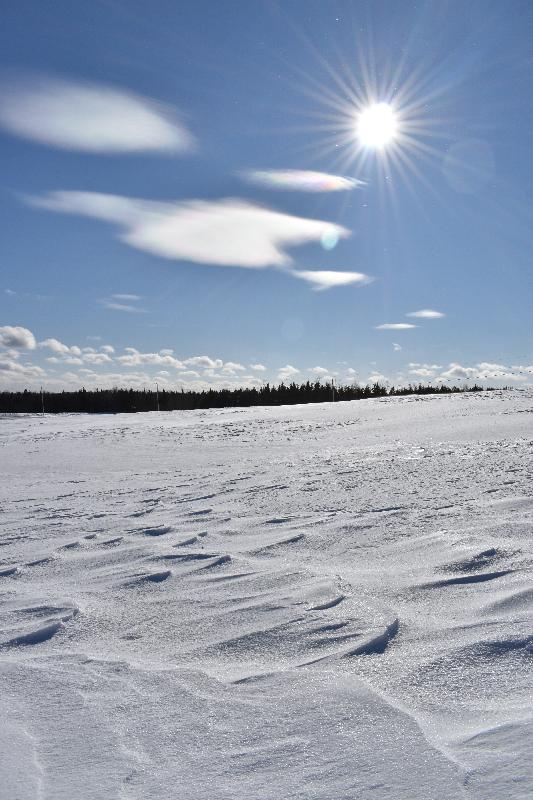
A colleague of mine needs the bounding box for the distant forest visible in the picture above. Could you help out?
[0,381,490,414]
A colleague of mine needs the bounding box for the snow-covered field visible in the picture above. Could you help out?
[1,390,532,799]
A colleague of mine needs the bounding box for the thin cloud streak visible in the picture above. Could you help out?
[242,169,365,192]
[27,191,350,270]
[291,270,373,291]
[0,76,194,153]
[100,300,147,314]
[406,309,445,318]
[375,323,417,330]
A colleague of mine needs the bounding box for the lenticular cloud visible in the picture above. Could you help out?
[26,191,351,269]
[0,76,194,153]
[243,169,365,192]
[291,270,373,291]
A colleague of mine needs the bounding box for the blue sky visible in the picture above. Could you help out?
[1,0,532,391]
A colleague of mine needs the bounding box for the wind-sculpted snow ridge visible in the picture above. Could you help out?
[0,388,532,798]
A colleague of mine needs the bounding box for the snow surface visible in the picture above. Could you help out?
[1,390,532,799]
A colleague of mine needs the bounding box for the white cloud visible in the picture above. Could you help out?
[116,348,184,369]
[0,325,36,349]
[40,337,80,355]
[5,289,16,296]
[100,345,115,354]
[375,323,417,330]
[406,309,445,319]
[278,364,299,380]
[393,343,402,351]
[26,191,350,269]
[183,356,223,369]
[83,352,113,365]
[367,372,388,384]
[435,362,528,384]
[242,169,365,192]
[291,270,373,291]
[409,368,435,378]
[99,299,147,314]
[178,370,200,378]
[250,363,266,372]
[222,361,246,374]
[111,294,142,302]
[439,363,477,380]
[309,366,329,375]
[0,76,194,153]
[0,357,44,378]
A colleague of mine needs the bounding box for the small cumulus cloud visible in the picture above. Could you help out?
[309,366,329,375]
[40,337,81,355]
[278,364,299,380]
[222,361,246,374]
[242,169,365,192]
[291,270,373,291]
[0,76,194,153]
[392,342,402,351]
[0,358,44,378]
[83,352,113,365]
[375,323,417,330]
[26,191,350,270]
[117,348,184,369]
[183,356,223,369]
[0,325,36,349]
[367,372,389,384]
[250,363,266,372]
[406,309,445,319]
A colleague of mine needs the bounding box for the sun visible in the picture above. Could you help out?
[356,102,398,149]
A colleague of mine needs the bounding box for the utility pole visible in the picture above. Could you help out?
[40,386,45,414]
[156,383,160,412]
[331,377,335,402]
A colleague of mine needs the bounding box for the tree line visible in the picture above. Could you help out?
[0,381,490,414]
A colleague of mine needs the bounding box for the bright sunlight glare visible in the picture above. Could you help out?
[357,102,398,149]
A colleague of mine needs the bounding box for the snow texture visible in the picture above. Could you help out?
[1,389,532,798]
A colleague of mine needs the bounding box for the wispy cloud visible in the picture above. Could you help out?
[309,366,329,375]
[0,325,36,349]
[375,323,417,330]
[26,191,350,270]
[250,363,266,371]
[291,270,373,291]
[99,294,147,313]
[242,169,365,193]
[392,342,402,351]
[0,76,194,153]
[111,294,142,302]
[406,309,445,319]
